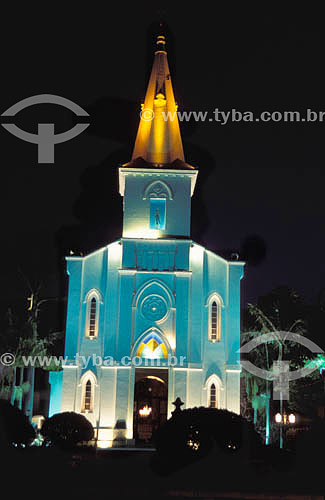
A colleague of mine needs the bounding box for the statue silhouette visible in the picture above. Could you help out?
[155,208,161,228]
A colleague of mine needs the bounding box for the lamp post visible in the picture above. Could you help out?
[260,392,270,445]
[274,412,296,448]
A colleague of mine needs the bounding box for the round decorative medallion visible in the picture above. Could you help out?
[141,295,168,322]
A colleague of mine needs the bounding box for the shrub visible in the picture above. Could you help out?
[295,418,325,471]
[41,411,94,449]
[0,399,36,447]
[154,407,261,463]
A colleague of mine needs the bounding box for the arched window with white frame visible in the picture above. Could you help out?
[143,180,173,232]
[85,290,101,339]
[209,383,217,408]
[81,373,96,413]
[207,293,222,342]
[205,374,222,409]
[83,380,92,412]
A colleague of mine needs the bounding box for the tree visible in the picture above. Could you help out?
[0,280,63,418]
[41,412,94,449]
[154,407,261,467]
[0,399,35,447]
[241,286,308,445]
[19,283,62,418]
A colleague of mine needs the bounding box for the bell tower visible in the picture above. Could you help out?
[119,34,198,239]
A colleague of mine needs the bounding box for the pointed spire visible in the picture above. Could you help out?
[132,34,185,166]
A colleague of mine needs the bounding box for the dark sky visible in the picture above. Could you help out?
[0,4,325,311]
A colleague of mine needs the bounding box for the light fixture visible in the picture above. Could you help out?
[288,413,296,424]
[97,440,111,449]
[275,412,296,424]
[146,375,166,384]
[139,405,152,417]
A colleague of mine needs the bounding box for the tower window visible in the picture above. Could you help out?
[150,199,166,230]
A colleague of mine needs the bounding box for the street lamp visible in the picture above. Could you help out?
[274,412,296,448]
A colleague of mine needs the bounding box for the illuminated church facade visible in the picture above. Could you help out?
[49,34,244,447]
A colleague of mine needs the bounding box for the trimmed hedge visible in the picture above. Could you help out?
[155,407,261,460]
[41,411,94,449]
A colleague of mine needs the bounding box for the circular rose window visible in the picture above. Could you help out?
[141,295,168,322]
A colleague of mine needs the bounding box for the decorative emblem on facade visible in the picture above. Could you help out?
[141,295,168,322]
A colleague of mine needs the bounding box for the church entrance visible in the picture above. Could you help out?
[133,369,168,446]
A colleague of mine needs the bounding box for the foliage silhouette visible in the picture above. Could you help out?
[153,407,261,473]
[0,399,35,447]
[41,411,94,449]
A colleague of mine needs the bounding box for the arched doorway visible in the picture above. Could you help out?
[133,373,168,445]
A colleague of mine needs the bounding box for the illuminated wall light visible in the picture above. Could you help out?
[139,405,152,417]
[190,243,203,264]
[275,413,282,423]
[97,440,112,449]
[166,333,176,351]
[124,227,160,239]
[97,428,114,446]
[126,428,133,440]
[288,413,296,424]
[108,241,122,259]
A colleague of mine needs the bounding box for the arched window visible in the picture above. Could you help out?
[80,370,97,414]
[205,375,222,409]
[85,291,101,339]
[82,379,93,413]
[88,297,97,337]
[150,199,166,230]
[209,383,217,408]
[84,380,92,411]
[208,294,222,342]
[211,301,218,341]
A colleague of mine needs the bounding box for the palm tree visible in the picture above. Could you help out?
[241,286,307,445]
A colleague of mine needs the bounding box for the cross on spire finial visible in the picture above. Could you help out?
[156,8,167,25]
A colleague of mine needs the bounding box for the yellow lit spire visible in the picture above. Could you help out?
[132,34,185,165]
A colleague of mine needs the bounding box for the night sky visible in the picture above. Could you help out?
[1,4,325,314]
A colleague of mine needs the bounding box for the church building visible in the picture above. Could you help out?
[49,34,244,448]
